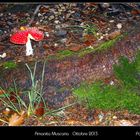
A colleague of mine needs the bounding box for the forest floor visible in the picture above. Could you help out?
[0,3,140,126]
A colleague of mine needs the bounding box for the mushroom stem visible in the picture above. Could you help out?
[26,34,33,56]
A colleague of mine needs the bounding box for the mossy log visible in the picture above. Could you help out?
[0,24,140,108]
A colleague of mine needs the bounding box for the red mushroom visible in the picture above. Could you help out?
[10,27,44,56]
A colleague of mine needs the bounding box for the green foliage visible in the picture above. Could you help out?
[0,62,47,116]
[134,51,140,72]
[3,61,17,69]
[113,56,140,88]
[56,50,74,59]
[20,19,27,24]
[83,24,98,37]
[73,81,140,114]
[24,62,46,116]
[47,50,75,60]
[0,61,75,118]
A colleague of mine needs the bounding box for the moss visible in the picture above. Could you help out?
[113,56,140,88]
[47,35,123,61]
[46,50,76,60]
[2,61,17,69]
[77,47,94,57]
[73,81,140,114]
[56,50,75,59]
[20,19,27,24]
[73,51,140,114]
[78,35,123,57]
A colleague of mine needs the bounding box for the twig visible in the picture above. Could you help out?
[27,4,58,27]
[0,118,8,124]
[27,5,42,27]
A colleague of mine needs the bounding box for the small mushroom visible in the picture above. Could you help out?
[10,27,44,56]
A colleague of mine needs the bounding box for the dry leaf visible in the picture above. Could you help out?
[113,120,134,126]
[3,108,11,116]
[131,9,140,15]
[34,102,44,117]
[106,30,121,40]
[0,45,5,51]
[83,34,96,46]
[84,34,96,41]
[68,43,83,52]
[66,120,77,125]
[43,44,49,50]
[40,6,49,13]
[9,111,26,126]
[0,89,6,95]
[69,46,82,52]
[9,91,20,103]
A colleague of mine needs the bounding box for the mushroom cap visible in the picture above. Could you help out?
[28,27,44,41]
[10,30,28,44]
[10,27,44,44]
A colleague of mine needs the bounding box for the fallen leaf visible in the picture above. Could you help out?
[131,9,140,15]
[86,3,97,7]
[68,44,83,52]
[40,6,49,13]
[9,92,18,103]
[106,30,121,40]
[84,34,96,41]
[84,40,93,46]
[9,111,26,126]
[113,120,134,126]
[66,119,83,125]
[3,108,11,116]
[0,89,6,95]
[83,34,97,46]
[0,45,5,52]
[34,102,44,117]
[43,44,49,50]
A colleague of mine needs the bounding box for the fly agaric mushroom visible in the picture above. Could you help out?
[10,27,44,56]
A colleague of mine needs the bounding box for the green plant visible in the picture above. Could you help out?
[0,61,76,119]
[73,81,140,114]
[134,51,140,72]
[20,19,27,24]
[83,24,98,37]
[24,62,46,116]
[3,61,17,69]
[0,61,47,117]
[113,56,140,88]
